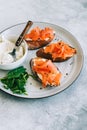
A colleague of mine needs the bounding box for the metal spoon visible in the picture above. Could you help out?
[9,21,33,58]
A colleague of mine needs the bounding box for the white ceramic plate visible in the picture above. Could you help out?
[0,22,84,98]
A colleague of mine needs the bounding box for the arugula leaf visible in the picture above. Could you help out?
[0,66,33,95]
[7,66,26,79]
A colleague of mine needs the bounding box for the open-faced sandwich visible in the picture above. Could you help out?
[36,41,77,62]
[24,26,55,50]
[30,57,62,87]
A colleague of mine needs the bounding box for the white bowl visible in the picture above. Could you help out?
[0,39,28,70]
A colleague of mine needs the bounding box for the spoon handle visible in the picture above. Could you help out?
[16,21,33,46]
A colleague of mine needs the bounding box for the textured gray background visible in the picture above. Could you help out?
[0,0,87,130]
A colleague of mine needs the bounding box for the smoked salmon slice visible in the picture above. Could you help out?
[24,27,55,50]
[36,41,77,62]
[30,57,62,87]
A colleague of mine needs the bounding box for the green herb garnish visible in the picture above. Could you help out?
[0,66,33,95]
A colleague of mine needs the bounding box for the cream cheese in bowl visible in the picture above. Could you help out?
[0,36,28,70]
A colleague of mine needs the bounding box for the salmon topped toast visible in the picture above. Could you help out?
[24,27,55,50]
[36,41,77,62]
[30,57,62,87]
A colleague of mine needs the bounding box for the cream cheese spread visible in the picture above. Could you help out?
[0,36,24,64]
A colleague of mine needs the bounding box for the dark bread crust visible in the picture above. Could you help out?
[36,46,76,62]
[25,38,53,50]
[30,58,42,83]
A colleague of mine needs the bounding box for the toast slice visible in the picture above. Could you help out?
[24,27,55,50]
[30,57,62,87]
[36,41,77,62]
